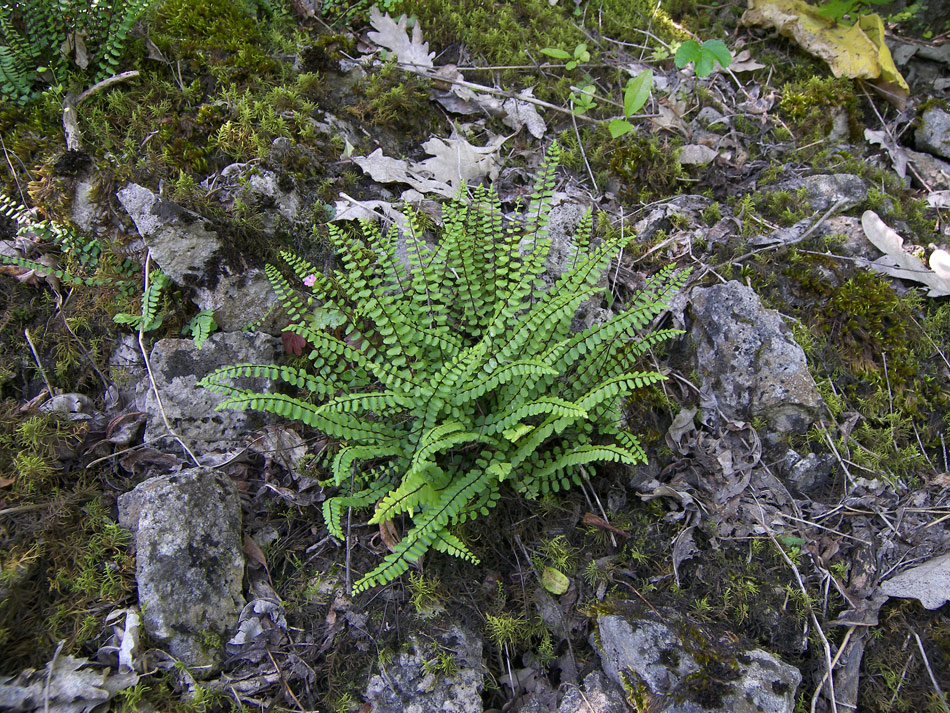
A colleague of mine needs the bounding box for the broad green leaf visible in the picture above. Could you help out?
[623,70,653,117]
[702,40,732,69]
[541,567,570,595]
[674,40,701,68]
[608,119,635,139]
[540,47,572,60]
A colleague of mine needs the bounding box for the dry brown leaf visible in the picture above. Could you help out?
[243,533,270,572]
[581,512,630,538]
[879,553,950,609]
[861,210,950,296]
[379,518,400,553]
[367,8,434,70]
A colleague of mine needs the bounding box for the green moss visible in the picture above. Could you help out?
[346,61,438,140]
[609,134,687,203]
[778,76,860,143]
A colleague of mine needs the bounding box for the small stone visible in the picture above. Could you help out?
[117,468,245,675]
[688,281,823,431]
[143,331,279,448]
[915,106,950,161]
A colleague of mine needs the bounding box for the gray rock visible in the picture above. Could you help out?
[688,281,823,431]
[364,623,484,713]
[143,331,279,448]
[117,183,223,286]
[542,202,593,281]
[593,612,800,713]
[906,148,950,190]
[781,448,836,494]
[915,106,950,160]
[71,176,102,233]
[117,468,245,674]
[117,183,281,332]
[769,174,867,212]
[557,671,629,713]
[214,163,302,226]
[695,107,727,129]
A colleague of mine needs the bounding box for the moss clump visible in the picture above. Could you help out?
[346,61,438,140]
[609,134,687,203]
[778,76,860,143]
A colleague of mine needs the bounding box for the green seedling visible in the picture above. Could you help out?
[674,39,732,77]
[570,79,597,115]
[608,70,653,139]
[540,43,590,71]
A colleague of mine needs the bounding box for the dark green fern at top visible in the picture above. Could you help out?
[199,142,688,593]
[0,0,154,104]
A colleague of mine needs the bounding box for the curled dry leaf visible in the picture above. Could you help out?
[367,8,434,70]
[741,0,908,106]
[861,210,950,296]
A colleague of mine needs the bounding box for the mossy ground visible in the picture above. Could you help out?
[1,0,949,710]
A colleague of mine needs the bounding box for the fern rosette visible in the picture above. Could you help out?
[199,143,687,592]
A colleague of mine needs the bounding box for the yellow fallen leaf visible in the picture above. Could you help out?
[741,0,908,105]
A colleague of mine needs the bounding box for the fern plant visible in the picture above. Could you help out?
[0,0,155,105]
[0,191,108,286]
[199,142,687,593]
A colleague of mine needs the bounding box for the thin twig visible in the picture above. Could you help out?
[24,328,55,397]
[138,253,202,468]
[751,496,839,713]
[913,631,950,713]
[56,290,109,390]
[570,99,599,193]
[44,640,65,713]
[581,467,616,548]
[0,133,29,205]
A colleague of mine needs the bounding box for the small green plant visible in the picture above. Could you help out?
[608,70,653,139]
[569,79,598,115]
[485,612,529,648]
[113,270,170,332]
[0,193,107,286]
[674,39,732,77]
[200,143,687,593]
[540,43,590,71]
[183,310,217,349]
[0,0,156,104]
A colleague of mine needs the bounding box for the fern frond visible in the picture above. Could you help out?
[431,529,479,563]
[353,461,494,592]
[212,388,406,443]
[198,363,341,397]
[203,141,687,595]
[323,477,392,540]
[332,444,405,486]
[481,397,588,436]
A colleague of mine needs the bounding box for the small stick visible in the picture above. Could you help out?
[913,631,950,713]
[24,328,55,397]
[138,253,202,468]
[581,467,616,548]
[44,640,65,713]
[571,98,599,194]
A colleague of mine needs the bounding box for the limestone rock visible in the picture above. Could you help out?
[143,331,279,448]
[915,106,950,160]
[117,468,245,674]
[117,183,281,333]
[593,611,800,713]
[688,281,823,431]
[769,174,868,212]
[557,671,629,713]
[364,623,484,713]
